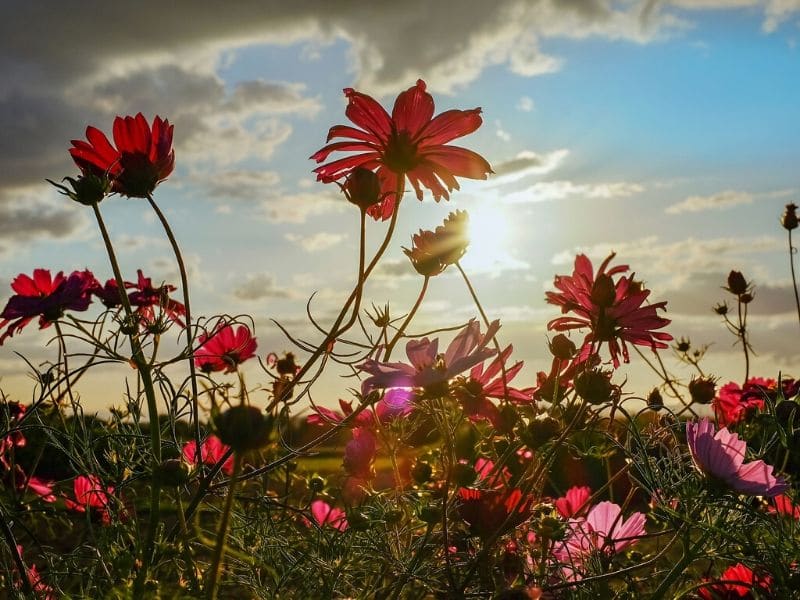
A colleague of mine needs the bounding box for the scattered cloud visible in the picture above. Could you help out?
[665,189,752,214]
[258,191,347,224]
[285,231,347,252]
[503,179,644,203]
[495,120,511,142]
[192,170,281,202]
[232,272,292,301]
[491,149,569,181]
[517,96,535,112]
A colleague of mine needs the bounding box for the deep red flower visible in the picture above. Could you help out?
[768,494,800,520]
[0,269,97,345]
[555,485,592,519]
[70,113,175,198]
[698,563,772,599]
[714,377,799,427]
[546,254,672,368]
[194,324,257,374]
[65,474,115,524]
[127,270,186,328]
[311,79,492,220]
[457,487,532,538]
[182,435,234,475]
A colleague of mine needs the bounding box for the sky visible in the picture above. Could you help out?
[1,0,800,414]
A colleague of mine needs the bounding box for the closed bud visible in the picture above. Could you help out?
[739,292,754,304]
[591,274,616,308]
[48,173,111,206]
[647,388,664,411]
[713,302,729,316]
[524,417,560,450]
[725,270,749,296]
[574,369,616,405]
[549,334,576,360]
[155,458,191,487]
[309,475,326,492]
[688,376,716,405]
[213,404,272,452]
[343,167,381,210]
[411,460,433,484]
[675,337,691,353]
[782,203,799,231]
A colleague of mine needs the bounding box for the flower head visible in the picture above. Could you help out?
[70,113,175,198]
[64,474,115,524]
[555,486,592,519]
[182,435,234,475]
[359,319,499,398]
[714,377,799,427]
[127,269,186,328]
[195,324,257,374]
[698,563,772,600]
[546,253,672,368]
[308,500,348,532]
[457,487,532,539]
[0,269,97,344]
[311,79,491,220]
[553,501,645,564]
[403,210,470,276]
[686,417,788,497]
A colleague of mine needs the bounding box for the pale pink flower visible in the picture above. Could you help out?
[555,485,592,519]
[554,501,645,564]
[686,418,788,497]
[309,499,348,532]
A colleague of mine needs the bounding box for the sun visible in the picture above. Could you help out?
[459,205,515,273]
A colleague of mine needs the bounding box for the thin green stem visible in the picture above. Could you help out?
[384,276,429,361]
[146,194,202,463]
[737,298,750,382]
[0,500,30,594]
[789,229,800,328]
[206,452,243,600]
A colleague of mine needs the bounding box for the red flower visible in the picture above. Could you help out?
[127,269,186,327]
[65,474,115,524]
[698,563,772,599]
[70,113,175,198]
[555,485,592,519]
[311,79,492,220]
[768,494,800,520]
[194,324,257,374]
[457,487,532,539]
[182,435,234,475]
[546,254,672,368]
[0,269,97,345]
[714,377,798,427]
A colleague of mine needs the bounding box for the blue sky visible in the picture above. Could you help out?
[2,1,800,412]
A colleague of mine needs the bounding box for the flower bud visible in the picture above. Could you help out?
[574,369,615,405]
[309,474,326,492]
[411,460,433,484]
[713,302,729,316]
[213,405,272,452]
[688,376,716,405]
[48,173,111,206]
[725,270,749,296]
[524,417,560,450]
[591,274,616,308]
[675,337,691,353]
[343,167,382,210]
[739,292,754,304]
[647,388,664,411]
[549,334,577,360]
[155,458,191,487]
[782,203,799,231]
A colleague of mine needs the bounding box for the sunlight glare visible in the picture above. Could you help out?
[460,205,514,273]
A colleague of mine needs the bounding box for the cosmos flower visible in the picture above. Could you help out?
[359,319,499,398]
[342,427,377,480]
[555,486,592,519]
[546,253,672,368]
[70,113,175,198]
[714,377,799,427]
[311,79,492,220]
[698,563,772,600]
[0,269,97,345]
[686,418,788,497]
[457,487,532,539]
[65,474,115,525]
[308,500,348,532]
[13,546,54,600]
[127,269,186,328]
[194,324,257,374]
[182,435,234,476]
[768,494,800,520]
[553,501,645,564]
[403,210,470,277]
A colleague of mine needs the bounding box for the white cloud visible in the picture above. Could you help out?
[285,231,347,252]
[665,189,752,214]
[495,120,512,142]
[232,272,292,301]
[516,96,535,112]
[503,180,644,203]
[259,191,347,224]
[491,149,569,181]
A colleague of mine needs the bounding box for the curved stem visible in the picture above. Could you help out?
[91,202,162,598]
[206,451,243,600]
[737,298,750,382]
[53,322,76,410]
[0,500,30,594]
[384,276,429,361]
[146,194,202,463]
[789,229,800,328]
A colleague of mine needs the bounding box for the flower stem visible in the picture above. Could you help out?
[384,276,429,361]
[91,202,162,597]
[737,298,750,382]
[206,452,243,600]
[789,229,800,328]
[146,194,202,464]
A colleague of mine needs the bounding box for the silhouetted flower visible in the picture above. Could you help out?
[195,324,257,374]
[686,418,788,497]
[457,487,532,539]
[546,253,672,368]
[698,563,772,600]
[782,202,798,231]
[48,171,111,206]
[0,269,97,344]
[127,269,186,327]
[403,210,470,276]
[312,79,491,220]
[70,113,175,198]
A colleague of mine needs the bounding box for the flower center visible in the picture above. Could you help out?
[383,130,419,173]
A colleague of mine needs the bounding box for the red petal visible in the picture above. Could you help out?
[344,88,392,141]
[424,146,492,179]
[326,125,379,144]
[310,141,379,163]
[418,108,483,146]
[313,152,380,182]
[392,79,434,137]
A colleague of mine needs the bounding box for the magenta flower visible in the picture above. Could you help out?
[308,500,348,532]
[359,318,500,396]
[555,485,592,519]
[64,474,115,524]
[554,501,646,564]
[0,269,97,344]
[714,377,799,427]
[194,324,257,374]
[182,435,234,476]
[686,418,788,497]
[698,563,772,600]
[127,269,186,327]
[546,253,672,368]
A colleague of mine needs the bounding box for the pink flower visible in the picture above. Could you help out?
[554,501,645,564]
[13,546,55,600]
[686,418,788,497]
[698,563,772,600]
[182,435,234,475]
[194,324,257,374]
[65,474,115,524]
[309,499,348,532]
[127,269,186,328]
[343,427,377,480]
[555,486,592,519]
[311,79,491,220]
[714,377,799,427]
[546,253,672,368]
[0,269,97,345]
[360,318,499,396]
[0,401,27,469]
[11,466,56,503]
[474,458,511,488]
[307,398,375,429]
